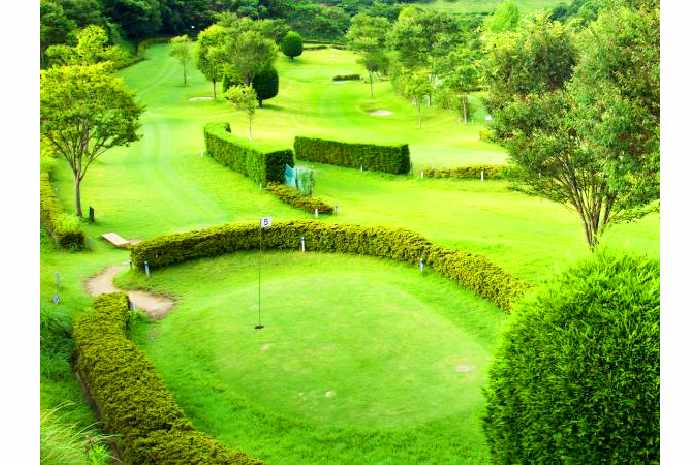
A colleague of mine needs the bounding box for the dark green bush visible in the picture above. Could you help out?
[73,293,265,465]
[294,136,411,175]
[281,31,303,60]
[483,253,660,464]
[332,74,360,81]
[40,173,85,249]
[130,221,528,311]
[251,66,279,107]
[204,123,294,184]
[421,165,523,180]
[265,183,333,214]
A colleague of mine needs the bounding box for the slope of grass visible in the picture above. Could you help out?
[121,252,507,465]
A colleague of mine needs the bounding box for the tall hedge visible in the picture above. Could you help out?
[482,253,660,464]
[73,292,266,465]
[130,220,528,311]
[204,122,294,184]
[40,172,85,249]
[294,136,411,175]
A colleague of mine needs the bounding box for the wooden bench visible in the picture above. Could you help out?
[101,233,140,249]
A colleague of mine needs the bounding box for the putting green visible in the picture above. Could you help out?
[123,252,506,463]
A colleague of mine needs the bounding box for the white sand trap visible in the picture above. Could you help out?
[369,110,393,117]
[189,96,214,101]
[325,390,336,398]
[261,343,271,352]
[455,364,474,374]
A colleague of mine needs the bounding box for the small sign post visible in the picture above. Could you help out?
[144,261,151,278]
[419,258,425,274]
[314,208,319,218]
[52,272,61,304]
[480,170,484,182]
[300,236,306,253]
[257,216,272,330]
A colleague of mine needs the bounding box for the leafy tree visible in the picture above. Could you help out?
[286,3,350,40]
[281,31,303,61]
[437,45,480,123]
[403,70,432,128]
[196,24,228,98]
[45,25,129,67]
[40,0,76,66]
[225,30,278,85]
[346,13,390,96]
[225,85,258,140]
[359,51,388,98]
[485,9,659,249]
[483,0,520,34]
[258,19,291,43]
[62,0,106,28]
[103,0,162,38]
[252,66,279,107]
[169,35,194,86]
[40,64,144,217]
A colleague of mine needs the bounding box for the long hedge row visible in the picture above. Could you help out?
[421,165,522,180]
[264,183,334,215]
[204,123,294,184]
[130,221,528,311]
[294,136,411,175]
[40,172,85,249]
[73,292,265,465]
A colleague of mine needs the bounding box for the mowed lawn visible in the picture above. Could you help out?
[121,252,506,465]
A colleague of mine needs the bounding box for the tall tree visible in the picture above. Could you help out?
[40,0,76,66]
[40,64,144,217]
[225,84,258,140]
[170,35,194,86]
[103,0,162,38]
[196,24,228,98]
[485,8,659,249]
[45,25,128,67]
[346,12,390,96]
[252,66,279,107]
[404,70,432,128]
[437,46,480,123]
[225,30,278,85]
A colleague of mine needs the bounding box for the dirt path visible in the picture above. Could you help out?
[85,265,174,319]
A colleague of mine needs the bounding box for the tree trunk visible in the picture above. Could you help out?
[213,80,217,99]
[248,117,253,141]
[462,94,469,124]
[370,72,374,97]
[74,177,83,218]
[184,65,188,86]
[417,102,422,129]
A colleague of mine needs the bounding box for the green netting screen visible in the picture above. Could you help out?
[284,164,316,196]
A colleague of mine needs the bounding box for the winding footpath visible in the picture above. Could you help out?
[85,264,174,319]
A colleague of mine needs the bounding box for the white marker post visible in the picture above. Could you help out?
[257,216,273,330]
[300,236,306,253]
[314,208,319,218]
[481,170,484,182]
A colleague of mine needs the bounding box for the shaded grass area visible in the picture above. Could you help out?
[120,251,507,465]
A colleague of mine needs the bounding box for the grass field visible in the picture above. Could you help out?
[40,41,659,464]
[119,252,506,464]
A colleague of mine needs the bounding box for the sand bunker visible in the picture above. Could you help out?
[369,110,393,117]
[455,364,474,374]
[189,96,214,101]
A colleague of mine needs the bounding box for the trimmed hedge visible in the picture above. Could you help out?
[265,183,333,214]
[130,221,528,311]
[332,74,360,81]
[421,165,522,180]
[40,173,85,249]
[483,253,660,464]
[204,123,294,184]
[73,293,265,465]
[294,136,411,175]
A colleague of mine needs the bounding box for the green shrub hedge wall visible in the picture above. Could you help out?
[130,221,528,311]
[40,173,85,249]
[332,74,360,81]
[204,123,294,184]
[265,183,333,214]
[294,136,411,175]
[482,253,660,464]
[73,293,266,465]
[421,165,523,180]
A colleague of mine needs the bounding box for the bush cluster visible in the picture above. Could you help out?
[204,122,294,184]
[483,253,660,464]
[294,136,411,175]
[332,74,361,81]
[479,128,495,142]
[40,173,85,249]
[421,165,522,180]
[130,221,528,311]
[265,183,333,215]
[73,293,266,465]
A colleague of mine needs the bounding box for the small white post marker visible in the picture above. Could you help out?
[300,236,306,253]
[481,170,484,182]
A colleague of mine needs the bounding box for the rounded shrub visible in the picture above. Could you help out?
[252,66,279,107]
[281,31,303,60]
[482,253,659,464]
